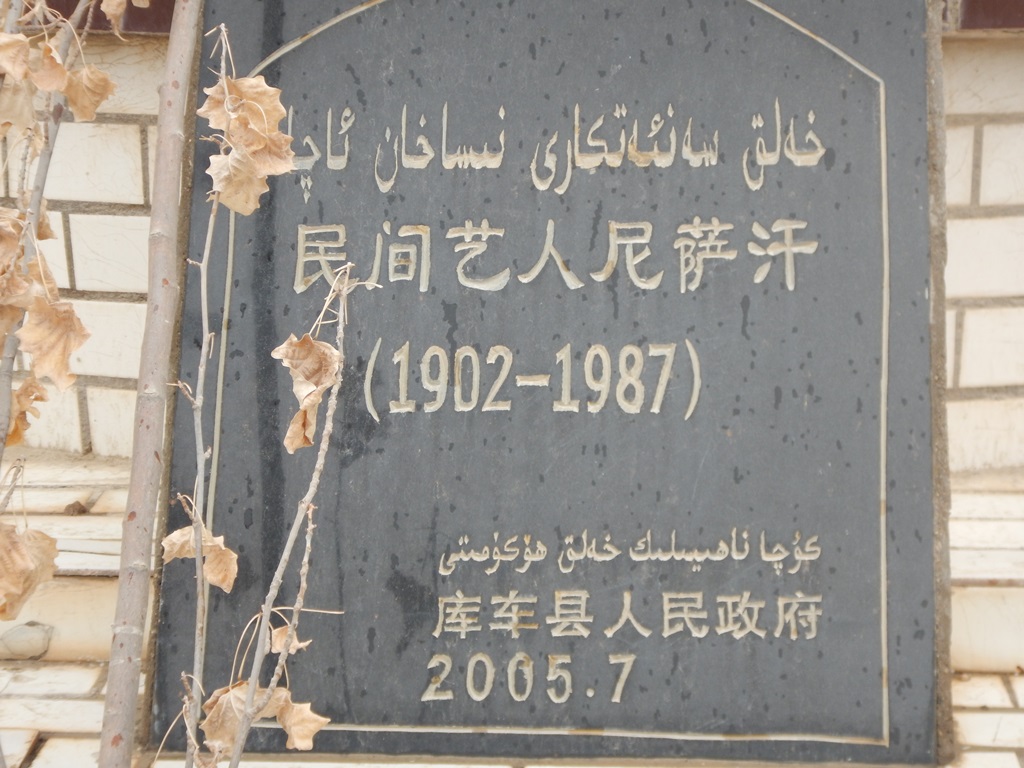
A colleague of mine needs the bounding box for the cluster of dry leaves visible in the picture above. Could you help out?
[161,509,331,760]
[0,22,115,135]
[200,682,330,761]
[0,4,130,624]
[0,8,121,448]
[197,72,295,215]
[155,61,332,760]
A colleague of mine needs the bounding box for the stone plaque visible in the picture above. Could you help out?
[153,0,942,762]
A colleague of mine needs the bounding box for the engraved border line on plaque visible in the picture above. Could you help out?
[204,0,893,746]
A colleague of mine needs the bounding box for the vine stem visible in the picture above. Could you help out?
[182,191,221,768]
[228,270,352,767]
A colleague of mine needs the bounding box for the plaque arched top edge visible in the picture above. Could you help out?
[248,0,885,92]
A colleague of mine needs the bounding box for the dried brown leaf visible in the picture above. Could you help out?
[0,521,57,620]
[100,0,128,37]
[270,625,312,655]
[7,374,48,447]
[161,524,238,593]
[0,33,30,80]
[0,262,32,310]
[271,333,341,454]
[198,75,287,137]
[200,682,289,760]
[100,0,155,37]
[281,409,315,454]
[16,297,89,390]
[278,699,330,750]
[0,306,24,344]
[248,130,295,177]
[271,334,342,400]
[35,201,56,242]
[0,78,37,139]
[198,683,329,756]
[0,208,23,255]
[0,214,29,308]
[206,151,269,216]
[229,115,294,176]
[62,65,116,122]
[29,44,68,92]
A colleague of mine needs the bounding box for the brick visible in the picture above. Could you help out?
[951,549,1024,584]
[946,399,1024,473]
[86,388,137,458]
[0,488,91,515]
[944,39,1024,114]
[30,738,102,767]
[946,218,1024,299]
[951,520,1024,549]
[949,752,1024,768]
[960,308,1024,387]
[69,215,149,293]
[91,488,129,515]
[952,493,1024,520]
[948,399,1024,472]
[1,449,130,486]
[946,125,975,207]
[980,123,1024,206]
[0,663,101,696]
[56,551,120,576]
[20,515,123,540]
[37,211,70,291]
[0,700,103,733]
[7,123,144,205]
[68,300,147,380]
[952,675,1014,709]
[956,711,1024,748]
[951,586,1024,672]
[0,578,117,661]
[0,729,36,767]
[86,37,168,116]
[20,382,83,455]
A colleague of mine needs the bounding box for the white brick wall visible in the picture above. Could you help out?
[944,38,1024,474]
[0,36,163,458]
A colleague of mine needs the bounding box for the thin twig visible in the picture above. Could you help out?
[256,501,315,707]
[0,460,24,515]
[182,38,232,752]
[184,192,221,768]
[227,268,352,767]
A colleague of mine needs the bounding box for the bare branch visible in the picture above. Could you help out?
[227,270,352,766]
[99,1,208,766]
